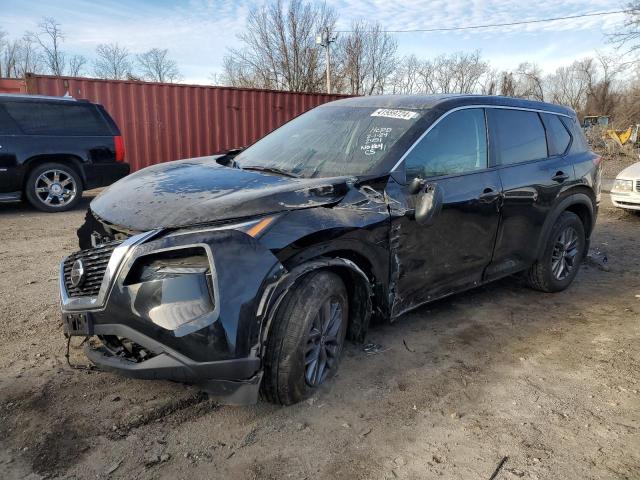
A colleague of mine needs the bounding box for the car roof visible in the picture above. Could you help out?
[325,94,575,116]
[0,93,80,103]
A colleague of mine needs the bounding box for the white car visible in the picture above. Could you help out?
[611,162,640,211]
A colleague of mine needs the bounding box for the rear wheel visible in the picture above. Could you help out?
[526,211,586,292]
[262,271,348,405]
[25,162,83,212]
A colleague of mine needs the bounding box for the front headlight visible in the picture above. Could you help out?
[613,179,633,192]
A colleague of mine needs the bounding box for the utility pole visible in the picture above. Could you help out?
[316,26,336,94]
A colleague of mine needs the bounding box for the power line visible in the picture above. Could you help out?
[335,9,630,34]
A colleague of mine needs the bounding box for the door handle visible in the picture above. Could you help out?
[479,187,500,201]
[552,171,569,183]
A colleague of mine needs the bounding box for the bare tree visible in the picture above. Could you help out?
[500,72,516,97]
[337,21,398,95]
[137,48,181,83]
[222,0,336,92]
[580,54,624,117]
[93,43,132,79]
[389,54,421,94]
[16,34,42,76]
[1,37,19,78]
[514,62,545,100]
[545,61,590,111]
[0,29,8,77]
[68,54,86,76]
[33,17,66,76]
[0,32,42,78]
[480,68,500,95]
[609,2,640,60]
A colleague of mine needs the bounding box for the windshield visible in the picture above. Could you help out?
[234,105,422,178]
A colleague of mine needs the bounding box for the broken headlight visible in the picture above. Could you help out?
[124,247,217,336]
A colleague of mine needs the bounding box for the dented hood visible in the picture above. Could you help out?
[90,156,351,231]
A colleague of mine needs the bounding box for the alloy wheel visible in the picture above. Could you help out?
[34,169,77,207]
[304,298,343,387]
[551,226,579,280]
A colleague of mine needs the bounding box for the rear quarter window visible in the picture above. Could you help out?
[563,116,590,154]
[2,101,111,136]
[543,113,571,156]
[0,104,22,134]
[488,109,548,165]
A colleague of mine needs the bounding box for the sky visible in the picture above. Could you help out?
[0,0,629,84]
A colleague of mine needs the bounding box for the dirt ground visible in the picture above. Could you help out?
[0,189,638,480]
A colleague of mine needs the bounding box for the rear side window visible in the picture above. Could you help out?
[404,108,487,178]
[565,116,590,154]
[544,114,571,156]
[2,101,111,136]
[0,104,22,134]
[488,109,548,165]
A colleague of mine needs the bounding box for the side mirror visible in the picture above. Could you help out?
[408,176,425,195]
[415,183,443,226]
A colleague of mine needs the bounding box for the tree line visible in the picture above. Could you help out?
[0,17,181,82]
[2,2,640,127]
[221,0,640,126]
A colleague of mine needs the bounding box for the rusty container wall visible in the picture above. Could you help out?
[0,78,26,94]
[25,74,348,172]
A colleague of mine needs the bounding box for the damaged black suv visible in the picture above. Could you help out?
[60,95,601,405]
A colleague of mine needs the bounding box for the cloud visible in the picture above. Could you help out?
[1,0,629,82]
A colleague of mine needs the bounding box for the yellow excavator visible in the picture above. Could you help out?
[582,115,640,150]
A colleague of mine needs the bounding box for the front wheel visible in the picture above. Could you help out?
[262,271,348,405]
[526,211,586,292]
[24,162,83,212]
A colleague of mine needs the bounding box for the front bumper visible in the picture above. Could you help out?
[84,323,262,404]
[611,191,640,211]
[60,225,284,404]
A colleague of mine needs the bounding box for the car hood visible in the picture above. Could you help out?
[617,161,640,179]
[90,156,351,232]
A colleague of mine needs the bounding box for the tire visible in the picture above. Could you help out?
[262,270,349,405]
[24,162,83,212]
[526,211,586,293]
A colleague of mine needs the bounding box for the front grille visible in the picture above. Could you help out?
[636,180,640,192]
[63,240,122,297]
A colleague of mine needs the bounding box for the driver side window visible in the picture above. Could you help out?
[404,108,487,179]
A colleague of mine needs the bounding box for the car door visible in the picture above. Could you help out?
[387,107,502,317]
[0,102,23,195]
[484,108,574,281]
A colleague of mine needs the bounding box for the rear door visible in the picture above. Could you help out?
[485,108,574,280]
[388,107,503,316]
[0,102,24,193]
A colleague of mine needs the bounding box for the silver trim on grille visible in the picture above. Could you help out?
[60,230,159,312]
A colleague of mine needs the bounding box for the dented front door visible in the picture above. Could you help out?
[385,107,502,317]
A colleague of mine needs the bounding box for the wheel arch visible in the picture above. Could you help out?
[23,154,86,189]
[536,190,595,260]
[258,255,375,358]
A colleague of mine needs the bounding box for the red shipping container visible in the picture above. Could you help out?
[25,74,348,172]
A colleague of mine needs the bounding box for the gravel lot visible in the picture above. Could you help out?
[0,190,638,480]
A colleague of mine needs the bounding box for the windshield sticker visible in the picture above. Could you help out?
[371,108,419,120]
[361,127,392,156]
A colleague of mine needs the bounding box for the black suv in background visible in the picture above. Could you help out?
[60,95,601,405]
[0,94,129,212]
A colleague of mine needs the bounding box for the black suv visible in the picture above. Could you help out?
[59,95,600,405]
[0,94,129,212]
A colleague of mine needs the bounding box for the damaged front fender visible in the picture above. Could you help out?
[256,257,374,352]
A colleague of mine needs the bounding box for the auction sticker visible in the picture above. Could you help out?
[371,108,419,120]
